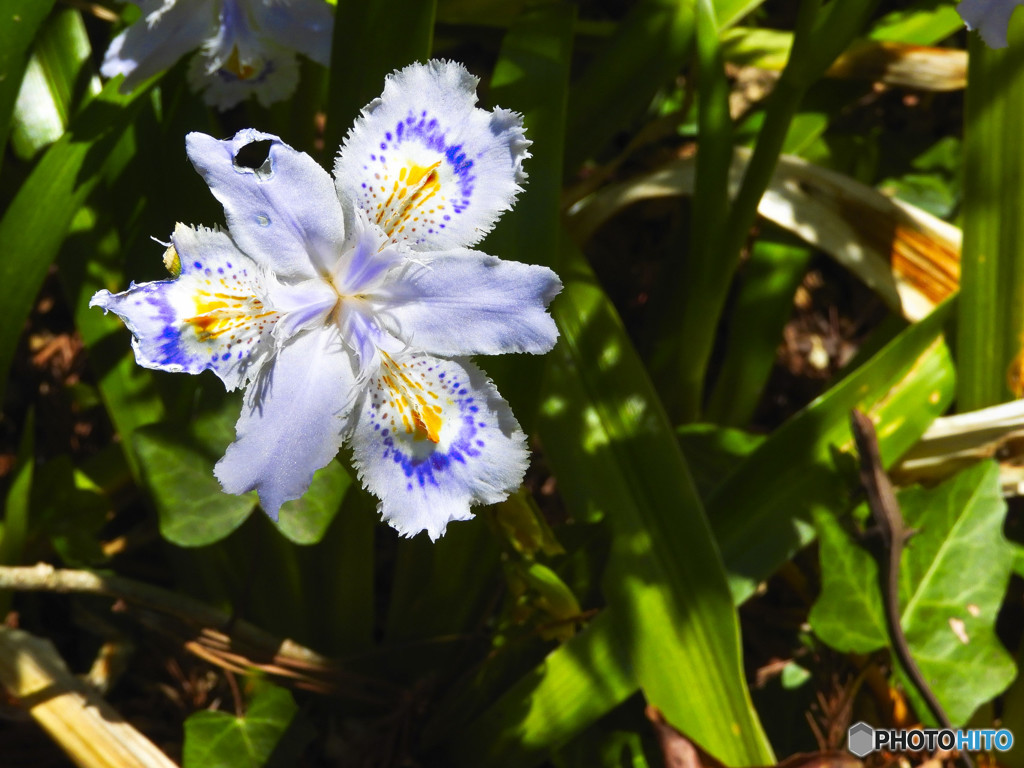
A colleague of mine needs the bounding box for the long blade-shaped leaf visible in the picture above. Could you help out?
[457,299,956,766]
[0,76,150,402]
[0,0,56,169]
[483,2,575,425]
[535,237,773,765]
[958,23,1024,410]
[564,0,694,171]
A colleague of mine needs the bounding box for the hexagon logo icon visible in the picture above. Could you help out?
[847,722,875,758]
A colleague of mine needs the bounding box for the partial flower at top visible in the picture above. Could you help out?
[957,0,1024,48]
[91,60,561,540]
[101,0,332,109]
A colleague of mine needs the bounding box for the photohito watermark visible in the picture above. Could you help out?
[847,722,1013,758]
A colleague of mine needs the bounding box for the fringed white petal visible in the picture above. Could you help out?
[349,352,528,540]
[89,224,279,391]
[334,60,530,252]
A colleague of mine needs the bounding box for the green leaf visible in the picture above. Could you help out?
[705,232,812,426]
[182,683,298,768]
[958,16,1024,410]
[554,717,654,768]
[869,2,964,44]
[275,460,352,545]
[385,516,500,644]
[809,462,1016,725]
[463,321,949,763]
[0,0,56,167]
[133,403,257,547]
[300,491,376,655]
[11,6,99,159]
[535,238,773,765]
[0,74,151,403]
[709,300,956,604]
[807,508,888,653]
[33,456,108,567]
[665,0,880,420]
[676,423,765,501]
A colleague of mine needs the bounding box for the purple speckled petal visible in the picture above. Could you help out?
[334,60,530,252]
[89,224,279,391]
[101,0,215,92]
[958,0,1024,47]
[215,325,358,518]
[187,130,346,281]
[254,0,334,67]
[370,249,561,356]
[349,353,527,540]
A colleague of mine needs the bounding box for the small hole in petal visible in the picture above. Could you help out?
[234,139,274,176]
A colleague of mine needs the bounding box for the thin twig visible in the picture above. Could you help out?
[0,563,397,701]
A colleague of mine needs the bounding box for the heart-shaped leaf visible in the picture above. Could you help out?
[182,684,297,768]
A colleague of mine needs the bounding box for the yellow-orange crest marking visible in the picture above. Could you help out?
[184,291,275,342]
[376,160,445,240]
[379,353,445,443]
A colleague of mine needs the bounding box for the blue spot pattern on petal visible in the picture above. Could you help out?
[365,359,488,495]
[377,112,476,213]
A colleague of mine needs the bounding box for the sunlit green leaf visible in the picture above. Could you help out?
[450,609,637,767]
[11,6,100,159]
[0,0,56,168]
[535,239,773,765]
[958,17,1024,410]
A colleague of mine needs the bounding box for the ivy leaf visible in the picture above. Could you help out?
[133,404,256,547]
[809,461,1016,725]
[275,460,351,545]
[134,395,350,547]
[182,684,298,768]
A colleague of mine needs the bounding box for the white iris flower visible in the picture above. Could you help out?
[91,61,561,540]
[957,0,1024,48]
[102,0,332,109]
